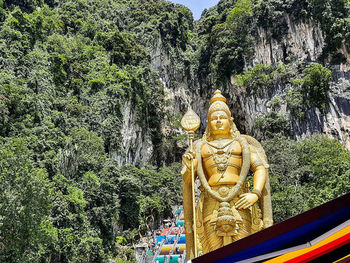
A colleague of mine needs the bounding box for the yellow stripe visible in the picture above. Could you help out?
[264,225,350,262]
[333,254,350,263]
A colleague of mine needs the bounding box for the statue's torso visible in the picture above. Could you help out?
[201,139,242,186]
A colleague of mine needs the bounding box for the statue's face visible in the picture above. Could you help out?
[208,111,230,136]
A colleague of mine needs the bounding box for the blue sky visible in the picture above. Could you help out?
[169,0,220,20]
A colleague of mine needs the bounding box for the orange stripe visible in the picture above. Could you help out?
[265,225,350,263]
[285,233,350,263]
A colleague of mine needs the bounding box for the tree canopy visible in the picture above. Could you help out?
[0,0,349,262]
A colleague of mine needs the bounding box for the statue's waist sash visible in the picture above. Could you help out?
[200,183,250,223]
[207,183,249,199]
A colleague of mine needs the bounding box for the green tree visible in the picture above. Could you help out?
[302,63,332,110]
[0,138,56,262]
[297,135,350,208]
[263,135,350,223]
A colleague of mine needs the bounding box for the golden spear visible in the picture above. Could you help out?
[181,107,200,258]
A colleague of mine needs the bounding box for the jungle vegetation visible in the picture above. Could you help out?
[0,0,349,262]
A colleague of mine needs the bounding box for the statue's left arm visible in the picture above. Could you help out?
[235,147,267,209]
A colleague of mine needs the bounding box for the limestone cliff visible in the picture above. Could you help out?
[148,13,350,160]
[234,14,350,150]
[117,0,350,166]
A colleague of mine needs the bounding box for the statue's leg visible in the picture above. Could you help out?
[231,194,252,242]
[202,196,222,252]
[234,209,252,241]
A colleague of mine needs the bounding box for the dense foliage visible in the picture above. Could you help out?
[264,135,350,223]
[196,0,350,83]
[0,0,349,262]
[0,137,182,262]
[0,0,186,262]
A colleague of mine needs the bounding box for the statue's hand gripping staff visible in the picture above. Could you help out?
[181,107,200,258]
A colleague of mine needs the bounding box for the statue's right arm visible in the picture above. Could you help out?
[181,151,198,185]
[181,148,198,185]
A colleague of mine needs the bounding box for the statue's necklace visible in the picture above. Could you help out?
[206,140,233,150]
[206,140,234,173]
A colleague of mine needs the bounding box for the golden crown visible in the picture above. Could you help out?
[208,90,231,117]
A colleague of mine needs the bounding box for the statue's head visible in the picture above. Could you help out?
[204,90,238,140]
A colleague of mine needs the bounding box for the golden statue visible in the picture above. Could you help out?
[181,90,273,260]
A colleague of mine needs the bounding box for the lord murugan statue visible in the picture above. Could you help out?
[181,90,273,260]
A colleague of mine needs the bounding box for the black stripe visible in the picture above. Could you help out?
[310,242,350,263]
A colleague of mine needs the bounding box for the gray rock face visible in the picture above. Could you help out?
[251,15,324,66]
[113,100,153,167]
[240,15,350,150]
[213,15,349,149]
[325,75,350,149]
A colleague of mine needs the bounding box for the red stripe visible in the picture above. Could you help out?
[285,233,350,263]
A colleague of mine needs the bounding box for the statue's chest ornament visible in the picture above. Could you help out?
[196,136,250,203]
[206,140,234,174]
[214,154,229,171]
